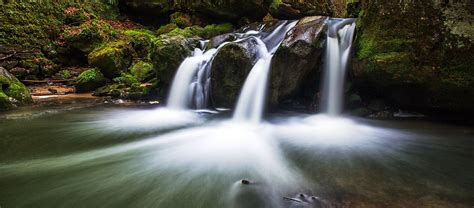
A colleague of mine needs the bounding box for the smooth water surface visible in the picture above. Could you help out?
[0,105,472,207]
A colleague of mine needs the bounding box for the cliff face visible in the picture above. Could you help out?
[352,0,474,114]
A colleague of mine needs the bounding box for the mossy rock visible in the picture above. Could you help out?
[88,41,133,79]
[0,67,33,110]
[170,12,193,28]
[157,23,179,35]
[167,24,234,39]
[129,61,154,82]
[151,34,199,89]
[211,40,260,107]
[353,1,474,114]
[75,68,106,92]
[62,19,116,53]
[122,29,159,60]
[0,2,118,49]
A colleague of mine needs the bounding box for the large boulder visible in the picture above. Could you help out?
[75,68,107,93]
[151,34,199,90]
[0,67,32,110]
[269,16,327,107]
[88,41,133,79]
[270,0,334,19]
[353,0,474,114]
[211,39,261,107]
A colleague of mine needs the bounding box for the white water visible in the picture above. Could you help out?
[167,48,218,109]
[233,21,297,123]
[321,19,356,115]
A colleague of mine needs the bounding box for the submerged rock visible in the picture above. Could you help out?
[269,16,327,107]
[0,67,32,109]
[211,39,261,107]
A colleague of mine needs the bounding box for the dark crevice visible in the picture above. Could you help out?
[2,83,9,91]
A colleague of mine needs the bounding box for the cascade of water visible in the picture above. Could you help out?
[233,21,297,123]
[321,18,356,116]
[167,48,218,109]
[167,20,297,111]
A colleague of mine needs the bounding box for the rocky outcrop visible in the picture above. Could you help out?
[211,39,261,107]
[0,67,32,110]
[269,16,327,107]
[352,0,474,114]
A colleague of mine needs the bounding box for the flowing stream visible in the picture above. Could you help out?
[0,18,471,208]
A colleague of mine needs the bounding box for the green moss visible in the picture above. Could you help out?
[170,12,192,28]
[88,41,132,78]
[0,67,32,107]
[62,19,116,53]
[270,0,282,10]
[75,68,106,92]
[113,73,140,87]
[0,1,118,49]
[129,61,154,82]
[167,23,233,39]
[157,23,179,35]
[61,70,72,79]
[122,29,159,60]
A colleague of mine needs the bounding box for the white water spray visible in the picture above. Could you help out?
[233,21,297,123]
[321,18,356,115]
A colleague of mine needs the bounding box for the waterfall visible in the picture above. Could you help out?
[167,48,218,109]
[321,18,356,116]
[167,20,296,112]
[233,21,297,123]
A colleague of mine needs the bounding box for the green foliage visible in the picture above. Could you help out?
[61,70,72,79]
[0,1,118,48]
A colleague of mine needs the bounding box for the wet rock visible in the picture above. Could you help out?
[284,193,326,208]
[151,34,199,90]
[269,16,327,107]
[211,38,261,107]
[88,41,133,79]
[0,67,33,110]
[209,33,237,49]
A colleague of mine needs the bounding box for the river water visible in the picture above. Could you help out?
[0,104,472,207]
